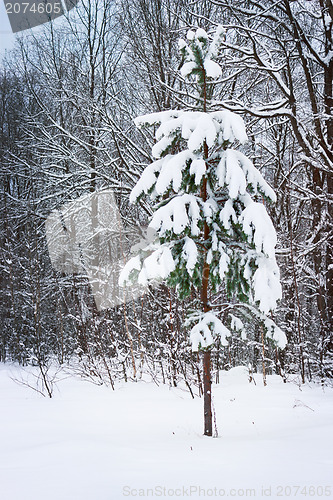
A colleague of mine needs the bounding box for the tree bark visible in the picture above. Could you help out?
[203,350,212,436]
[201,67,213,436]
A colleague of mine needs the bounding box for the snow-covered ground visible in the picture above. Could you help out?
[0,364,332,500]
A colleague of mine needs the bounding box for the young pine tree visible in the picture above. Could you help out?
[120,26,286,436]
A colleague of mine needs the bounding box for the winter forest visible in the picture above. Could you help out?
[0,2,333,497]
[0,0,332,401]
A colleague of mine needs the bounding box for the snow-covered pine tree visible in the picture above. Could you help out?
[120,25,286,436]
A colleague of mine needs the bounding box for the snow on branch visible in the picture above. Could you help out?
[130,110,252,203]
[119,244,176,287]
[179,26,224,81]
[150,194,201,237]
[216,149,276,201]
[253,256,282,315]
[189,311,230,351]
[239,198,277,258]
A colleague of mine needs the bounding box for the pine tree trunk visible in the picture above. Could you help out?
[203,350,212,436]
[201,59,213,434]
[202,253,212,436]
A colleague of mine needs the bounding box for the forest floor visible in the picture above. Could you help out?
[0,363,332,500]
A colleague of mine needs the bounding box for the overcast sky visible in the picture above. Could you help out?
[0,2,81,57]
[0,1,15,55]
